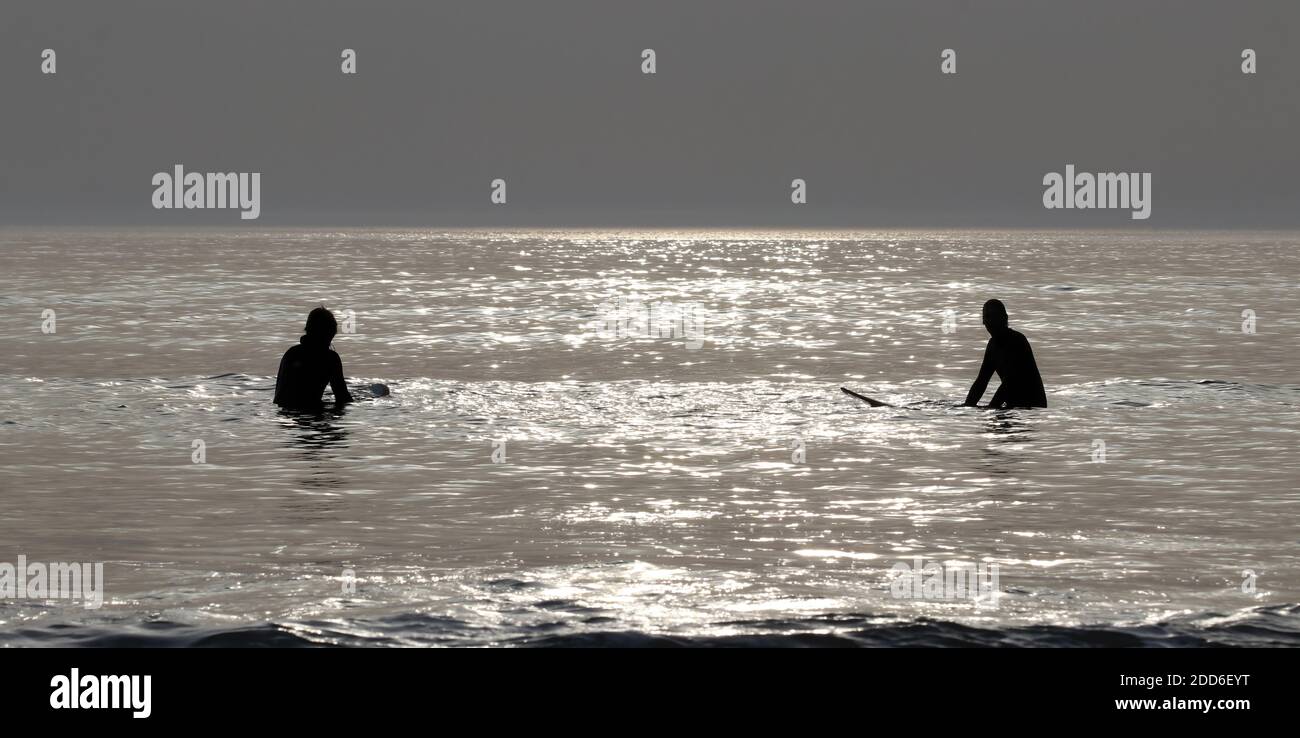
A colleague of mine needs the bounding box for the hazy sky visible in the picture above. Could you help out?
[1,0,1296,227]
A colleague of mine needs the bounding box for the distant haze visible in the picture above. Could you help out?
[1,0,1296,227]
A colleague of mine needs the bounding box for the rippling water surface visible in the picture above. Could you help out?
[1,228,1298,646]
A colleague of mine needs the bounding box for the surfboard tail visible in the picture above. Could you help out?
[841,387,893,408]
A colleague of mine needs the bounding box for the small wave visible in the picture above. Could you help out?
[5,605,1298,648]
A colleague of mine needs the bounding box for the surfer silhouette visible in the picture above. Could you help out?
[273,307,355,409]
[963,299,1047,409]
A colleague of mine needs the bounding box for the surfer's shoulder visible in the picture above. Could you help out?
[1004,328,1031,344]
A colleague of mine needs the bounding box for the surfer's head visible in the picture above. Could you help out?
[981,299,1009,334]
[302,306,338,346]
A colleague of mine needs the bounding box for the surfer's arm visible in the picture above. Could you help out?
[329,353,354,404]
[272,350,290,405]
[963,343,995,406]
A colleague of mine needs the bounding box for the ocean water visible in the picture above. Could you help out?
[1,228,1298,647]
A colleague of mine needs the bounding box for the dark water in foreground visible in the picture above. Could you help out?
[3,602,1298,648]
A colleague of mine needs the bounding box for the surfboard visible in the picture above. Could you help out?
[348,383,391,399]
[841,387,893,407]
